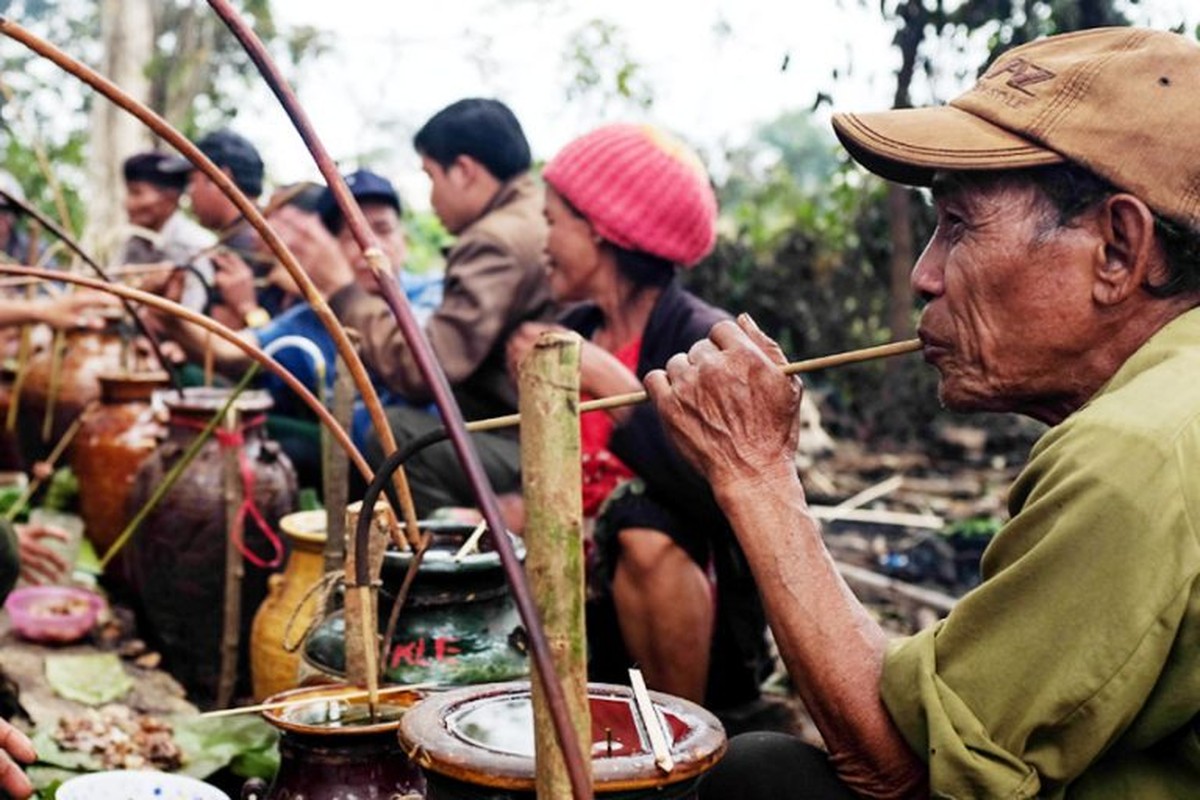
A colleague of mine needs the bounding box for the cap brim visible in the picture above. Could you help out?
[832,105,1065,187]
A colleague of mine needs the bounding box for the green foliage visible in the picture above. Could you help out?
[562,18,653,113]
[403,208,453,275]
[687,110,942,443]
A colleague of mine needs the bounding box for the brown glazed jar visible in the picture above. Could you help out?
[21,325,125,443]
[126,387,297,709]
[400,682,727,800]
[70,372,169,556]
[242,683,427,800]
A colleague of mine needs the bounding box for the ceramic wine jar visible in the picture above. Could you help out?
[126,387,297,709]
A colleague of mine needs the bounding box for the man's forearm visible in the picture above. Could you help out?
[712,463,927,798]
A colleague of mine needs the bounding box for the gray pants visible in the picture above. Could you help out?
[362,405,522,517]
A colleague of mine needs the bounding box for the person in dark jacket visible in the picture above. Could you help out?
[505,124,769,708]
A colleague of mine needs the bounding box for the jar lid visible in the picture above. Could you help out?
[97,371,170,403]
[383,519,525,576]
[163,386,274,414]
[399,681,726,792]
[260,682,426,736]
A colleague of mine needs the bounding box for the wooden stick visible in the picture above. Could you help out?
[3,400,93,522]
[467,338,923,434]
[198,682,436,719]
[217,405,244,710]
[523,333,592,800]
[629,667,674,774]
[451,519,488,562]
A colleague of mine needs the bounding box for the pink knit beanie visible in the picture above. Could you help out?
[543,124,717,267]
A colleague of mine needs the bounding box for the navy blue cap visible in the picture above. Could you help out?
[162,129,264,198]
[123,152,189,191]
[317,169,402,233]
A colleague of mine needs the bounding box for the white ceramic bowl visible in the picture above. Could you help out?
[56,770,230,800]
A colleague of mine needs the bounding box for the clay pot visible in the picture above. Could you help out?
[21,326,125,443]
[242,683,426,800]
[126,387,297,709]
[70,372,169,555]
[250,509,328,702]
[302,521,529,688]
[399,681,727,799]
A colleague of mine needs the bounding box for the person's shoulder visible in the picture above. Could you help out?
[650,283,732,343]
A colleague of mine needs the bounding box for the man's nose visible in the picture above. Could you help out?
[910,243,944,304]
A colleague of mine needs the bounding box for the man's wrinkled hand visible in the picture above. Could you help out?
[644,314,802,489]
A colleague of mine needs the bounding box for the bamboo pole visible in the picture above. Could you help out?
[521,332,592,800]
[217,404,244,710]
[343,500,389,690]
[3,400,93,522]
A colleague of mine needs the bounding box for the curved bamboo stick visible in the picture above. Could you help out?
[212,1,595,786]
[203,4,592,789]
[0,16,420,543]
[0,264,371,483]
[465,338,924,433]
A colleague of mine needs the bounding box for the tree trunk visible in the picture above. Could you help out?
[84,0,155,260]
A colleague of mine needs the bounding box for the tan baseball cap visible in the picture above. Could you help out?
[832,27,1200,227]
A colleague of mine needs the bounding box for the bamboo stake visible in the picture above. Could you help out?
[3,400,93,522]
[467,338,924,433]
[521,332,592,800]
[5,282,35,432]
[344,500,388,695]
[40,327,65,442]
[217,405,244,710]
[0,265,371,486]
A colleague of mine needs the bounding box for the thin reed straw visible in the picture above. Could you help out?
[466,338,923,433]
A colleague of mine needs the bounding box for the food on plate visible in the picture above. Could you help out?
[52,704,183,771]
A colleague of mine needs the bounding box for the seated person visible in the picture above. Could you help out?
[270,98,555,514]
[151,170,419,488]
[118,151,215,312]
[502,124,770,710]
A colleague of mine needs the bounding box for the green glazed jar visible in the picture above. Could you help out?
[303,520,529,687]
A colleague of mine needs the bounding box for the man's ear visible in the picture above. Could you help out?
[1092,193,1158,306]
[450,154,481,188]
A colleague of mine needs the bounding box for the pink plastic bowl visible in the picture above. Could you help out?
[4,585,103,644]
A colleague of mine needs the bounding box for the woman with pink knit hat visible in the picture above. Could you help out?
[506,123,769,710]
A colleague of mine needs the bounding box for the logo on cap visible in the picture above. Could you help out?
[985,57,1057,97]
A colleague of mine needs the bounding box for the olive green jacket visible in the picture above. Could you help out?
[882,309,1200,798]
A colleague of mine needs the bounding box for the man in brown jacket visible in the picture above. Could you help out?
[273,98,553,512]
